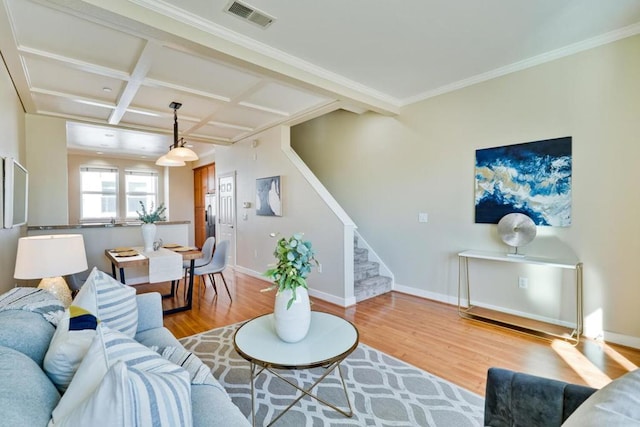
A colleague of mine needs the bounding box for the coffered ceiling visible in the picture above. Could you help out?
[1,0,640,160]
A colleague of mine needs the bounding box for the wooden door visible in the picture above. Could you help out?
[194,164,215,248]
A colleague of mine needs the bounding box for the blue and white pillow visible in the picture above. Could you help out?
[73,267,138,337]
[50,324,192,426]
[43,306,99,392]
[151,345,221,388]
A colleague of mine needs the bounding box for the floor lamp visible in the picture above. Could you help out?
[14,234,88,307]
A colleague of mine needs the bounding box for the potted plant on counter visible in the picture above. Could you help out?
[136,201,166,252]
[264,233,318,343]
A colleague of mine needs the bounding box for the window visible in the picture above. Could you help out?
[80,167,118,220]
[125,170,159,219]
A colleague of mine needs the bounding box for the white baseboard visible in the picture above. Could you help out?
[395,283,575,328]
[603,331,640,350]
[394,283,640,349]
[394,283,458,305]
[233,265,356,307]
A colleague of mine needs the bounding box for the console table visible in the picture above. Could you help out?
[458,250,583,344]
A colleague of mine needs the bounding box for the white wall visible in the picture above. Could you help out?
[0,55,26,293]
[26,114,68,226]
[215,126,348,304]
[292,35,640,345]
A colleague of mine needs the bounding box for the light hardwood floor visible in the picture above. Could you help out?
[137,270,640,396]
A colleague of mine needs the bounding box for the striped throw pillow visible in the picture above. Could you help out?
[73,267,138,337]
[151,346,220,387]
[51,324,192,426]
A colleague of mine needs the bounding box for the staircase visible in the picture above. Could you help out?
[354,235,393,302]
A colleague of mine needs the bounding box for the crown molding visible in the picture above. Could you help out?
[402,21,640,106]
[128,0,401,111]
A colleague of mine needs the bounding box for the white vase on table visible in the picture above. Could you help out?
[141,223,157,252]
[273,288,311,343]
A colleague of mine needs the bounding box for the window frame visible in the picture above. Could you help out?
[79,166,119,222]
[124,169,160,220]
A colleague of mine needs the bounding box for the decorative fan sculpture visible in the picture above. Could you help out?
[497,213,537,257]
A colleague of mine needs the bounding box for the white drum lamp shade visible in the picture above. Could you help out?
[155,154,185,167]
[14,234,88,307]
[165,146,198,161]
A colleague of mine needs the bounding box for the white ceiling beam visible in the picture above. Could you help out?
[143,77,231,103]
[108,40,160,125]
[18,46,129,80]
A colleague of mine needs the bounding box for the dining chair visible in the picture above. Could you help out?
[178,236,215,298]
[193,240,232,301]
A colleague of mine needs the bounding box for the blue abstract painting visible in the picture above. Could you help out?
[475,137,572,226]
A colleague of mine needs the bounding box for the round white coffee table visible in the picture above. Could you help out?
[233,311,359,426]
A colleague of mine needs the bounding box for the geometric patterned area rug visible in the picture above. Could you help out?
[180,323,484,426]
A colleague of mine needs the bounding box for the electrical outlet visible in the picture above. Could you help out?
[418,212,429,223]
[317,263,323,273]
[254,249,258,258]
[518,277,528,289]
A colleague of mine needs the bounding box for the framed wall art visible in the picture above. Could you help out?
[475,136,572,227]
[256,175,282,216]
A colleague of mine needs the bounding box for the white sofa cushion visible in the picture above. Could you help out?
[562,368,640,426]
[43,307,98,392]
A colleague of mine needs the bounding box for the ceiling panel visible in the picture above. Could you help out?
[243,82,332,115]
[148,45,263,100]
[8,0,145,72]
[24,56,125,102]
[213,105,283,129]
[33,93,112,121]
[132,85,224,118]
[196,123,247,141]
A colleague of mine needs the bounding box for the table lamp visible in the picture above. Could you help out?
[14,234,88,307]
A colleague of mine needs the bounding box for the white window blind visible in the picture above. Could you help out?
[80,166,118,220]
[125,170,159,219]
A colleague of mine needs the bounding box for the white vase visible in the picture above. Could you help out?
[273,287,311,343]
[141,223,157,252]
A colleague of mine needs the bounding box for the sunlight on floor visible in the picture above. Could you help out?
[552,339,611,388]
[603,343,639,372]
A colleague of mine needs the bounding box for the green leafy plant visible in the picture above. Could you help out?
[264,233,318,309]
[136,201,166,224]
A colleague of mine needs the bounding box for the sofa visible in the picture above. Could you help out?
[0,272,250,426]
[484,367,640,426]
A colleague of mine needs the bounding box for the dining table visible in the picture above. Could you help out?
[104,245,202,315]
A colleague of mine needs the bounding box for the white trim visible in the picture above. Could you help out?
[394,283,575,328]
[603,331,640,350]
[233,265,356,307]
[394,283,457,305]
[279,130,355,228]
[402,22,640,106]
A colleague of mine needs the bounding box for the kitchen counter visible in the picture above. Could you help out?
[27,220,190,230]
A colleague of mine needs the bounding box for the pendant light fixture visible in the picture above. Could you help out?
[156,101,199,166]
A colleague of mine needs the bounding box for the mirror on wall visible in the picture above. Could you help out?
[3,157,28,228]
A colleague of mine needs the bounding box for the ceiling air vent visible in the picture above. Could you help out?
[225,1,275,29]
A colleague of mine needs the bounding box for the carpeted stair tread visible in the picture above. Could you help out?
[355,275,392,302]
